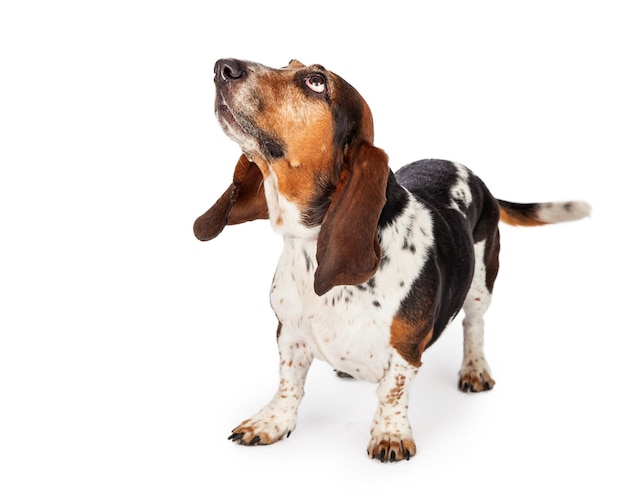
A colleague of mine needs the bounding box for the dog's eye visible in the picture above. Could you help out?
[304,74,326,93]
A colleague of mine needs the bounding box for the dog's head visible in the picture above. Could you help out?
[194,59,390,295]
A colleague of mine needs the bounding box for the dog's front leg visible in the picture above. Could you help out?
[229,324,313,446]
[368,353,419,462]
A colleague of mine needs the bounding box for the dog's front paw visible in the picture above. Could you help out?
[367,434,416,462]
[458,360,495,392]
[228,413,295,446]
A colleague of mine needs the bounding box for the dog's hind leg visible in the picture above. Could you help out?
[458,231,500,392]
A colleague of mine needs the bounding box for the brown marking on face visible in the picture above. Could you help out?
[214,59,387,294]
[251,67,336,208]
[215,59,373,215]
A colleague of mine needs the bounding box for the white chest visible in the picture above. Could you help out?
[269,197,434,383]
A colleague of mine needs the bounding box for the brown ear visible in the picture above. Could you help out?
[314,143,389,296]
[193,155,269,241]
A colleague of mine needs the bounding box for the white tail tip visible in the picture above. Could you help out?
[538,201,592,224]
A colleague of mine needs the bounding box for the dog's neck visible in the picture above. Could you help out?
[262,169,320,241]
[262,166,414,242]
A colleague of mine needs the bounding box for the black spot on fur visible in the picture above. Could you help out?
[265,141,283,158]
[258,131,285,160]
[379,253,390,269]
[303,249,314,272]
[402,239,416,254]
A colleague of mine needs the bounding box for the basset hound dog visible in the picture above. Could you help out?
[193,58,591,462]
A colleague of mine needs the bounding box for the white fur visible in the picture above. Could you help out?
[270,187,434,383]
[459,240,494,388]
[449,162,473,216]
[233,180,437,450]
[263,170,318,239]
[537,201,592,223]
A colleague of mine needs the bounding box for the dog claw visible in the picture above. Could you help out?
[369,437,416,462]
[458,365,496,392]
[229,432,263,445]
[228,432,244,442]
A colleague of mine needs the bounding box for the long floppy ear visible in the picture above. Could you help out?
[314,142,389,296]
[193,154,268,241]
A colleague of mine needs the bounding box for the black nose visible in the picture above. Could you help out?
[214,58,246,82]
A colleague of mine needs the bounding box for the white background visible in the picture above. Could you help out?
[1,1,623,499]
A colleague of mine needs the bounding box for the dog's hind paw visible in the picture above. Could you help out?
[458,360,495,392]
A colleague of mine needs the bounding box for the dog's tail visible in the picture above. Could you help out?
[497,199,591,227]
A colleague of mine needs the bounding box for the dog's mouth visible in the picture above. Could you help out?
[214,95,257,150]
[215,97,243,133]
[215,94,286,161]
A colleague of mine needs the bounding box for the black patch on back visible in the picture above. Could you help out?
[395,159,463,210]
[395,159,500,242]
